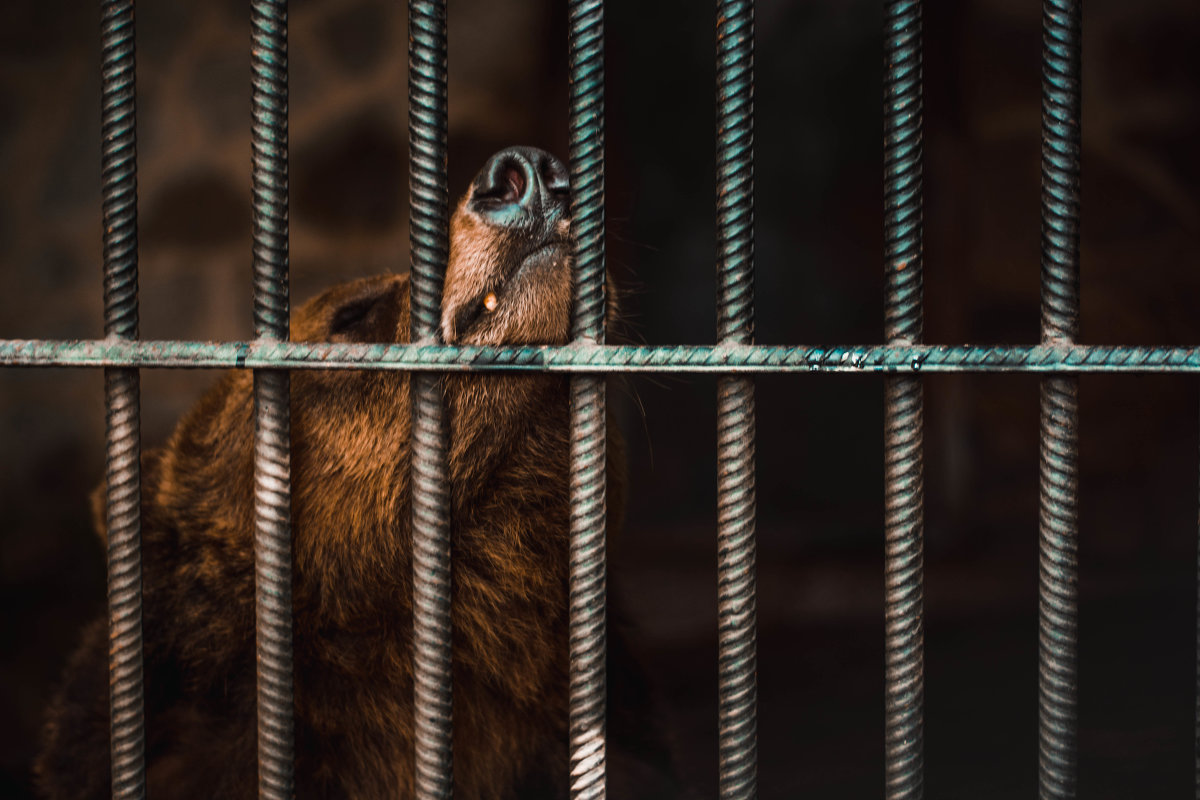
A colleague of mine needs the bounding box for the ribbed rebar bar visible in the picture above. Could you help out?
[1037,1,1081,798]
[569,373,607,800]
[883,0,923,349]
[568,2,607,798]
[100,1,145,797]
[14,340,1200,373]
[104,369,144,799]
[251,0,289,342]
[408,0,449,341]
[1038,375,1079,799]
[716,0,754,347]
[883,377,924,799]
[250,1,293,797]
[716,2,757,799]
[252,370,293,800]
[883,2,925,798]
[102,2,139,342]
[569,0,606,346]
[408,1,453,797]
[716,375,756,797]
[410,370,452,798]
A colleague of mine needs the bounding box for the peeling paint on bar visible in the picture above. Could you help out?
[6,340,1200,373]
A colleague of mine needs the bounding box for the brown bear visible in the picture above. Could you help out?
[36,147,680,799]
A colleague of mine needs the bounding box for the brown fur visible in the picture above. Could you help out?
[36,158,677,799]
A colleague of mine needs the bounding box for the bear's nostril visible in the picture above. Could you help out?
[476,161,527,206]
[502,166,525,203]
[541,156,568,195]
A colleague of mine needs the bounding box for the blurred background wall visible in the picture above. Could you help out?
[1,0,1197,797]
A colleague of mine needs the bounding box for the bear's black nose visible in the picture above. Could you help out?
[468,146,569,234]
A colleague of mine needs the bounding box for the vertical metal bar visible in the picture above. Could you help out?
[716,2,757,799]
[568,2,607,798]
[1037,1,1081,798]
[882,2,925,799]
[1196,418,1200,798]
[408,1,453,798]
[250,1,293,797]
[101,1,145,797]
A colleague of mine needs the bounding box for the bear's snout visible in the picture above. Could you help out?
[441,147,576,346]
[467,146,569,238]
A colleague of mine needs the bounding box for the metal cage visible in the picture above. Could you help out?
[2,0,1195,798]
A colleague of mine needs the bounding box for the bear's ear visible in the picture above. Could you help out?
[328,280,404,344]
[89,447,165,546]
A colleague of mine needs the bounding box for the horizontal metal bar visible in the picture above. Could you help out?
[4,340,1200,373]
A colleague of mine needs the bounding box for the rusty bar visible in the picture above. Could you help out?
[716,1,757,798]
[883,1,926,798]
[250,0,294,797]
[568,1,608,797]
[408,0,453,797]
[100,1,145,795]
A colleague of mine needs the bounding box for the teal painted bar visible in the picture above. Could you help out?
[3,340,1200,373]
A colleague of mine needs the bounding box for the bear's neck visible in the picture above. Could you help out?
[442,373,573,697]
